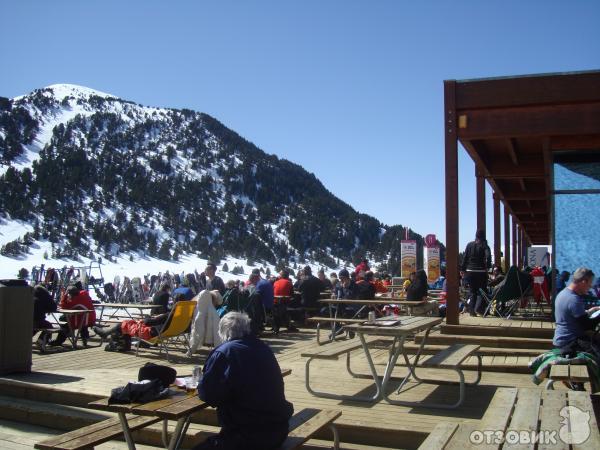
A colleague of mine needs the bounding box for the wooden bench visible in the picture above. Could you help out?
[302,336,382,399]
[546,363,591,390]
[412,344,482,409]
[280,408,342,450]
[418,387,600,449]
[34,414,161,450]
[306,316,365,344]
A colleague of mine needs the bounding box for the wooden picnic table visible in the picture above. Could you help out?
[305,317,445,405]
[88,367,292,450]
[314,298,431,343]
[419,387,600,449]
[51,309,92,349]
[95,303,163,322]
[89,390,207,450]
[343,317,479,408]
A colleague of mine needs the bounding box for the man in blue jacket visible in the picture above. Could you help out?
[194,312,293,450]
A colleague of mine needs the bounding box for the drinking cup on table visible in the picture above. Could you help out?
[368,311,376,324]
[192,366,202,381]
[185,377,197,391]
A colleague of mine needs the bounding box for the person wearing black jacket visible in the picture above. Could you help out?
[460,229,491,316]
[151,283,171,314]
[200,262,226,295]
[297,266,324,309]
[406,270,429,301]
[33,285,57,347]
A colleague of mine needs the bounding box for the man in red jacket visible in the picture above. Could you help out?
[49,285,96,347]
[354,259,370,280]
[272,270,297,333]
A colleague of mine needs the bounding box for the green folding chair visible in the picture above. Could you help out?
[480,266,531,318]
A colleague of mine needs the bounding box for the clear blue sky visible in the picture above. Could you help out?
[1,1,599,250]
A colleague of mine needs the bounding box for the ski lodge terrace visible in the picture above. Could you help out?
[0,316,580,450]
[1,71,599,449]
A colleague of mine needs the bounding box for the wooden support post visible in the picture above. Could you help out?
[444,80,459,325]
[493,193,501,268]
[504,207,511,271]
[517,225,522,268]
[512,219,517,267]
[476,168,486,234]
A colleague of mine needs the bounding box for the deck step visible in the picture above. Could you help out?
[0,395,205,449]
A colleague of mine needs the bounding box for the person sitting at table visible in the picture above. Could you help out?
[317,269,333,291]
[272,270,298,333]
[152,282,171,314]
[354,271,377,299]
[33,284,57,347]
[553,267,600,355]
[49,285,96,347]
[333,269,355,300]
[406,270,428,301]
[354,258,370,280]
[403,272,416,292]
[297,266,324,310]
[329,269,361,321]
[172,278,194,301]
[194,312,293,450]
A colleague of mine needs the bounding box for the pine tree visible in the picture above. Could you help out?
[158,239,172,260]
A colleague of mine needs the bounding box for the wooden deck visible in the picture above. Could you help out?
[1,317,564,449]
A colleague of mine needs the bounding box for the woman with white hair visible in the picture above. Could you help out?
[194,312,293,450]
[187,290,223,356]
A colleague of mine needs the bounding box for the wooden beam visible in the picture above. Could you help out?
[487,172,545,180]
[453,71,600,110]
[506,138,519,165]
[503,193,547,200]
[519,178,527,192]
[457,102,600,140]
[551,134,600,150]
[444,80,459,325]
[511,206,548,214]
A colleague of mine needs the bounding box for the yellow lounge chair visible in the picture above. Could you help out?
[135,300,196,361]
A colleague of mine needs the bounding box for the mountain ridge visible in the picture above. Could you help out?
[0,84,444,273]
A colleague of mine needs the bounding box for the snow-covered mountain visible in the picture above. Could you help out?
[0,84,439,278]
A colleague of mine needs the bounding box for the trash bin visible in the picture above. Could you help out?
[0,279,34,374]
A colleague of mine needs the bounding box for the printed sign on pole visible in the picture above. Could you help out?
[400,240,417,278]
[425,246,440,283]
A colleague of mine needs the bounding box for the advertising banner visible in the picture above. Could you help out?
[425,246,440,283]
[400,240,417,278]
[527,246,551,268]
